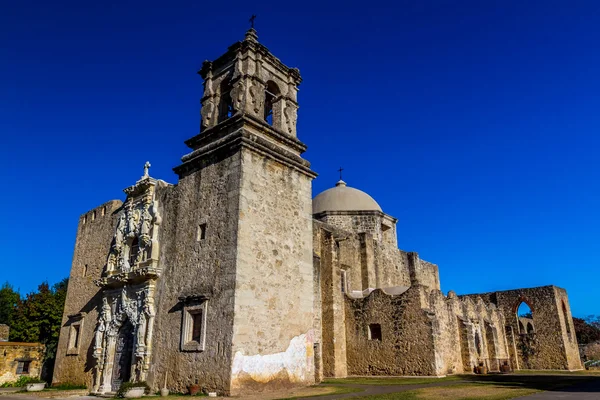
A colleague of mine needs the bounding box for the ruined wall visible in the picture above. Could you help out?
[53,200,122,387]
[229,148,315,394]
[149,150,241,395]
[462,286,582,371]
[426,290,463,375]
[0,343,45,385]
[345,286,437,376]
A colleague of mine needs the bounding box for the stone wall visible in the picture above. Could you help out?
[0,342,45,385]
[149,149,241,395]
[461,286,582,371]
[229,148,315,394]
[0,325,8,341]
[53,200,122,387]
[345,286,437,376]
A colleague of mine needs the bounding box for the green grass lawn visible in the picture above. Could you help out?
[322,376,462,386]
[348,383,539,400]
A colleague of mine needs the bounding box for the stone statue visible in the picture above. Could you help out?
[140,206,152,238]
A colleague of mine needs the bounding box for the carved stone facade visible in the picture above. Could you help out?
[53,28,583,396]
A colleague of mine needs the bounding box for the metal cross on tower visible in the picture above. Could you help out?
[249,15,257,29]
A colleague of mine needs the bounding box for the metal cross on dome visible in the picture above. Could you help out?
[338,167,343,181]
[249,14,257,29]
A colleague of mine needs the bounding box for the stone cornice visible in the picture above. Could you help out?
[186,114,306,154]
[94,266,160,289]
[314,210,398,223]
[175,125,317,179]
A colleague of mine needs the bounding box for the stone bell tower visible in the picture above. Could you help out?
[174,28,317,395]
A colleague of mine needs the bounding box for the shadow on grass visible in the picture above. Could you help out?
[459,373,600,393]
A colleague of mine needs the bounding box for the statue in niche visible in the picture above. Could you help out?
[94,297,112,356]
[140,205,152,240]
[115,214,126,248]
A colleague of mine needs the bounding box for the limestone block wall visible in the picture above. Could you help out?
[462,286,582,371]
[319,214,382,241]
[53,200,122,387]
[344,287,437,376]
[374,245,411,289]
[149,150,241,395]
[230,148,315,394]
[426,290,463,375]
[0,325,8,341]
[0,343,45,385]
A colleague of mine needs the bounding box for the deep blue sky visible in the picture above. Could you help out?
[1,1,598,317]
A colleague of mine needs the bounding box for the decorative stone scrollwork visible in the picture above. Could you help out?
[284,101,297,135]
[93,284,158,394]
[201,100,215,128]
[230,79,245,113]
[249,82,264,114]
[103,165,162,280]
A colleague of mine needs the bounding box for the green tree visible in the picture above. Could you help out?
[8,278,69,381]
[0,282,20,326]
[573,315,600,345]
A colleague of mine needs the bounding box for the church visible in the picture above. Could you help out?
[52,28,582,396]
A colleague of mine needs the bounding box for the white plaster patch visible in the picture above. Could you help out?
[231,331,314,385]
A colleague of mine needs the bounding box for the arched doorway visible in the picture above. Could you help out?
[111,320,134,392]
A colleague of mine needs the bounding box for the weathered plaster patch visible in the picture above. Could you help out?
[231,331,314,389]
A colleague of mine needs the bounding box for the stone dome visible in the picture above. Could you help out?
[313,180,382,214]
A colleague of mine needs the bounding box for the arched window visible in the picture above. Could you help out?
[129,236,140,267]
[516,301,534,334]
[264,80,280,126]
[562,301,572,341]
[219,78,233,122]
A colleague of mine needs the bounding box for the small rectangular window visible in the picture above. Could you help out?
[197,223,207,241]
[67,318,83,355]
[181,301,208,352]
[92,210,96,221]
[16,360,31,374]
[368,324,382,341]
[70,325,80,349]
[102,206,106,216]
[191,312,203,343]
[83,264,88,277]
[83,215,87,225]
[340,270,347,293]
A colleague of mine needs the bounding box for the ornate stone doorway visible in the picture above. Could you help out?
[111,320,134,392]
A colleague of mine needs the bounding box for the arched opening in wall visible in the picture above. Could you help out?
[526,322,534,334]
[264,80,280,126]
[516,301,534,334]
[218,78,233,122]
[562,301,572,341]
[129,236,140,267]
